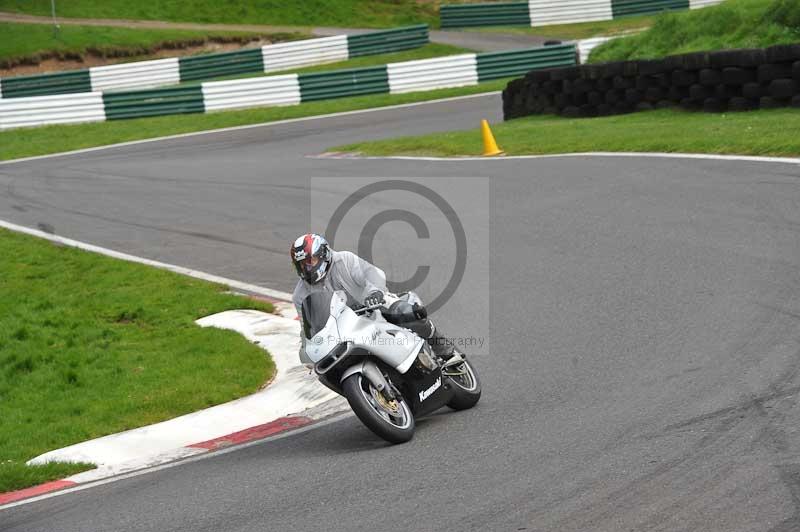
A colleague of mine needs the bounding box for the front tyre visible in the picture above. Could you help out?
[445,357,481,410]
[342,374,415,444]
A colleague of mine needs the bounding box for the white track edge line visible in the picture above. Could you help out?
[0,219,293,301]
[0,412,351,511]
[344,151,800,165]
[0,92,500,166]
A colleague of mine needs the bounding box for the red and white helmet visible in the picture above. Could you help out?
[291,233,332,284]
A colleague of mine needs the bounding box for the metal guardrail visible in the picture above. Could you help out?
[262,35,349,73]
[529,0,612,26]
[0,44,578,130]
[102,86,205,120]
[348,25,429,57]
[201,74,301,111]
[439,0,723,28]
[689,0,723,7]
[298,66,390,102]
[178,48,264,83]
[387,54,478,94]
[89,58,181,92]
[1,70,91,99]
[440,2,531,28]
[0,92,104,129]
[477,45,577,81]
[611,0,689,17]
[0,26,430,100]
[384,47,577,93]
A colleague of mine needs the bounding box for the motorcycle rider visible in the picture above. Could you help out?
[291,233,457,365]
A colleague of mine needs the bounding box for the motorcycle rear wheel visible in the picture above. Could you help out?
[444,357,481,410]
[342,374,415,444]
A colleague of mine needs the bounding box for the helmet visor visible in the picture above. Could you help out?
[302,256,320,272]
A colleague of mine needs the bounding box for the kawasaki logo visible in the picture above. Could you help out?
[418,377,442,402]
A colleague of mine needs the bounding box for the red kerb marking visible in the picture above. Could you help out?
[188,416,312,450]
[0,480,77,505]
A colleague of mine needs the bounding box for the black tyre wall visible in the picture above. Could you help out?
[503,45,800,120]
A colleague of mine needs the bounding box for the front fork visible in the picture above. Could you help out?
[341,360,397,400]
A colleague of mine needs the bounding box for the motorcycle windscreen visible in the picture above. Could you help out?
[301,291,334,339]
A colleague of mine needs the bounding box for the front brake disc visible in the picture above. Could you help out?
[371,387,400,415]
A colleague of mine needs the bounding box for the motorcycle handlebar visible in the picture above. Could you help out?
[354,302,384,315]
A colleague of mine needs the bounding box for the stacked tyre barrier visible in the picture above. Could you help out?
[0,45,576,130]
[503,44,800,119]
[0,26,428,99]
[440,0,724,28]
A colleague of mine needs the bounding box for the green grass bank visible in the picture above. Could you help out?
[590,0,800,62]
[0,21,300,69]
[0,0,439,29]
[0,228,275,492]
[333,107,800,158]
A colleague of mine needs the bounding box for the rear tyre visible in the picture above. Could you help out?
[445,358,482,411]
[342,374,415,444]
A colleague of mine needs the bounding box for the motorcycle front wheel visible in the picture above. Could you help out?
[342,374,415,444]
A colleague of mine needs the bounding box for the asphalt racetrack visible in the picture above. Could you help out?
[2,93,800,531]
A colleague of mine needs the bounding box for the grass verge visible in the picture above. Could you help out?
[0,228,275,492]
[0,79,509,161]
[468,14,654,40]
[0,22,301,69]
[0,0,438,28]
[332,107,800,157]
[590,0,800,62]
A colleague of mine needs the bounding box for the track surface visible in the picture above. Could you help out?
[2,94,800,531]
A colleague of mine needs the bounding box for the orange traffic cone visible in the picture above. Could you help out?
[481,119,504,157]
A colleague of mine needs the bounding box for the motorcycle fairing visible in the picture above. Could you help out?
[303,290,425,373]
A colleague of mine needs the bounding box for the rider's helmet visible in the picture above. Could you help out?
[291,233,332,284]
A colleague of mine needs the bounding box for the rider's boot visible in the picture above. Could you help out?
[403,317,459,361]
[427,326,457,361]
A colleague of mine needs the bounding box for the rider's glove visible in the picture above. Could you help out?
[364,290,384,308]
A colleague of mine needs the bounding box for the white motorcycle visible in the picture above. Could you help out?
[302,290,481,443]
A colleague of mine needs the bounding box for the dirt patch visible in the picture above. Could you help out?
[0,33,304,77]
